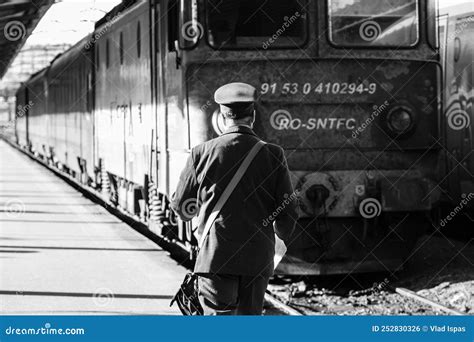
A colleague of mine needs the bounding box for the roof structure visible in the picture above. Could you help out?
[0,0,54,79]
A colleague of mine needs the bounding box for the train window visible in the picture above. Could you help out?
[328,0,419,47]
[438,15,448,78]
[426,0,438,49]
[137,21,141,58]
[168,0,179,51]
[119,32,124,65]
[179,0,200,49]
[106,39,110,68]
[206,0,307,49]
[454,37,461,62]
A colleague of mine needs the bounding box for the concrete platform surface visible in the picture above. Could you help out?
[0,141,187,315]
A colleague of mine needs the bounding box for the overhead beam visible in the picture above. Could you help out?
[0,1,32,10]
[0,12,26,21]
[0,0,55,79]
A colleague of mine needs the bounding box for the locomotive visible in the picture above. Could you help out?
[438,2,474,219]
[13,0,470,275]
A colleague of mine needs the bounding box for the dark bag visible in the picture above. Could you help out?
[169,141,266,315]
[170,273,203,315]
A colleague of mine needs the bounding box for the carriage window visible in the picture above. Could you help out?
[119,32,124,64]
[168,0,179,51]
[206,0,307,49]
[106,39,110,68]
[328,0,419,47]
[137,21,141,58]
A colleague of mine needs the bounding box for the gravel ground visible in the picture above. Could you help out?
[267,234,473,315]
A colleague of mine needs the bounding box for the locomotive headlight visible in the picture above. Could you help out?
[387,106,414,134]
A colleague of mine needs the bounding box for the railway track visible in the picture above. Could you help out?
[265,291,304,315]
[266,277,467,316]
[392,287,463,315]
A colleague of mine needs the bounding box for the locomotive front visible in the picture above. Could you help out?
[181,0,441,274]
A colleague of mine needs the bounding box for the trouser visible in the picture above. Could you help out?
[197,273,270,315]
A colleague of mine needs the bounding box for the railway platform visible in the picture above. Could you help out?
[0,140,187,315]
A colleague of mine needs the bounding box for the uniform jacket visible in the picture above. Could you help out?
[171,126,297,277]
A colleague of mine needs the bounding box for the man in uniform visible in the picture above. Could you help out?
[171,82,298,315]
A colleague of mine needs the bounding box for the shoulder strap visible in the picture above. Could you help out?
[198,140,266,248]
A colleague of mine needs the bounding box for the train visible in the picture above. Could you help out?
[438,2,474,222]
[11,0,473,275]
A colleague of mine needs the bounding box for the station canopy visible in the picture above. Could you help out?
[0,0,54,79]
